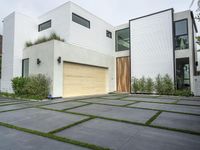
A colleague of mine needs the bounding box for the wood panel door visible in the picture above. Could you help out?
[63,62,108,97]
[116,57,130,93]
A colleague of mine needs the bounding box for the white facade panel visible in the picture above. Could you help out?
[130,10,174,81]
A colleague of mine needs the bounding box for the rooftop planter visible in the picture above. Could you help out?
[25,33,65,48]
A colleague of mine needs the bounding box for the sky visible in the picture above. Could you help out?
[0,0,199,34]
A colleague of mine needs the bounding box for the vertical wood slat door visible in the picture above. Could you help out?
[116,57,130,93]
[63,62,108,97]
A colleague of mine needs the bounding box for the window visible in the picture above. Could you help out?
[176,58,190,89]
[72,13,90,28]
[115,28,130,51]
[175,19,189,50]
[22,59,29,77]
[38,20,51,32]
[106,30,112,38]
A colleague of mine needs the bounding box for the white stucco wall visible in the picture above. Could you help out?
[130,9,174,81]
[23,41,54,95]
[1,12,37,92]
[23,40,115,97]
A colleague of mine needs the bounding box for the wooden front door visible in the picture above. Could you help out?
[116,57,130,93]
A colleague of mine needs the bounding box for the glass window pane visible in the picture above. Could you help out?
[106,30,112,38]
[175,20,187,36]
[176,58,190,89]
[72,13,90,28]
[22,59,29,77]
[116,28,130,51]
[175,35,189,50]
[39,20,51,32]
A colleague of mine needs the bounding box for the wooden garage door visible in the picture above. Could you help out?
[63,62,108,97]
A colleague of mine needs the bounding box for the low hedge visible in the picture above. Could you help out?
[132,74,192,96]
[12,74,50,100]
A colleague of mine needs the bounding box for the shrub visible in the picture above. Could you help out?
[145,77,154,93]
[49,32,65,42]
[25,41,33,47]
[11,74,50,100]
[12,77,28,95]
[174,89,192,97]
[154,74,163,94]
[25,32,65,48]
[25,74,50,99]
[34,36,48,45]
[132,77,139,93]
[162,74,174,95]
[138,76,146,93]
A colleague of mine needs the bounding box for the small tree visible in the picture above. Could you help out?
[155,74,163,94]
[132,77,139,93]
[138,76,146,93]
[145,77,154,93]
[162,74,174,95]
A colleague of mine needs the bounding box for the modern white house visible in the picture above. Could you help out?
[1,1,200,97]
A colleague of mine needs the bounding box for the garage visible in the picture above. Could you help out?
[63,62,108,97]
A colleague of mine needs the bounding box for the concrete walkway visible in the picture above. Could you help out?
[0,94,199,150]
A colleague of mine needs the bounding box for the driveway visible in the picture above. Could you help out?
[0,95,200,150]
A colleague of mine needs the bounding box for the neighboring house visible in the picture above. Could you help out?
[1,1,199,97]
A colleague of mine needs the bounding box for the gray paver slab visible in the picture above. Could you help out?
[151,112,200,133]
[0,108,88,132]
[130,102,200,115]
[56,118,200,150]
[41,101,88,110]
[80,98,133,106]
[122,97,177,103]
[100,95,128,99]
[68,104,157,123]
[0,126,87,150]
[177,100,200,106]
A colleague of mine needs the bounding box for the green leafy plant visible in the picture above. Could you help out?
[154,74,163,94]
[12,77,28,95]
[138,76,146,93]
[25,32,65,48]
[162,74,174,95]
[145,77,154,93]
[132,77,139,93]
[11,74,50,100]
[174,89,192,97]
[25,74,50,99]
[25,41,33,47]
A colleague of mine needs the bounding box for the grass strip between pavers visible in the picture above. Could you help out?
[0,121,110,150]
[145,111,162,125]
[49,117,95,134]
[37,106,200,136]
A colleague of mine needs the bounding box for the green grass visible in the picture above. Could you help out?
[145,111,162,125]
[49,117,95,134]
[0,121,110,150]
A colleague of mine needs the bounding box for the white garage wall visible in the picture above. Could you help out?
[130,9,174,81]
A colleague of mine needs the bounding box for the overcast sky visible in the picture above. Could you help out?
[0,0,199,34]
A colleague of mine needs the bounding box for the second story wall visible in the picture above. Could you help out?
[68,2,115,56]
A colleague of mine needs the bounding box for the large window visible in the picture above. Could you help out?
[38,20,51,32]
[115,28,130,51]
[176,58,190,89]
[72,13,90,29]
[22,59,29,77]
[175,19,189,50]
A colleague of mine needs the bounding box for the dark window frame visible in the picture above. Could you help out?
[22,58,29,77]
[72,13,90,29]
[174,19,189,50]
[106,30,112,39]
[38,20,51,32]
[115,27,130,52]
